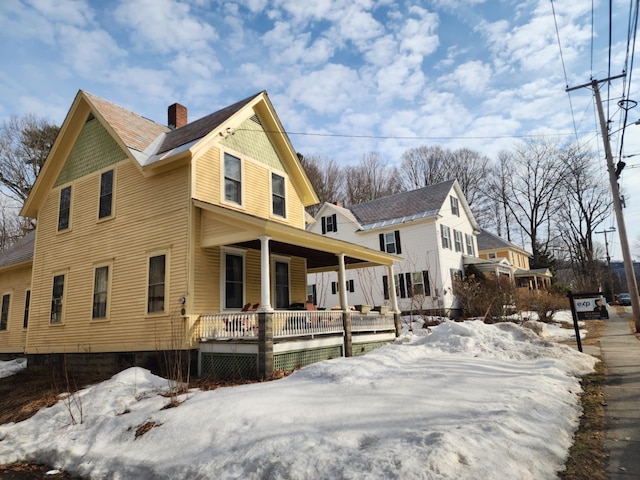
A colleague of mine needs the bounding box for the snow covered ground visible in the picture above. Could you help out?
[0,317,596,480]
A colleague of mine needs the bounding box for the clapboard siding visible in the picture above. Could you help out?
[0,264,31,354]
[27,160,190,354]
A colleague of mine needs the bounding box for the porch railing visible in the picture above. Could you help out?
[198,311,395,340]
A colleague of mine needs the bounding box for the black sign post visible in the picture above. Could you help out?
[567,291,583,353]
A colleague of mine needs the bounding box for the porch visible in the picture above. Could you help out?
[197,309,398,379]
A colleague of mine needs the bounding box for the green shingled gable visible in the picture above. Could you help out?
[55,118,127,187]
[220,117,284,171]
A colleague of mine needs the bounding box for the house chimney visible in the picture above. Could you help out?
[168,103,187,129]
[333,201,343,207]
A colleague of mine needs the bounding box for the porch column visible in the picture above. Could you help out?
[259,235,273,311]
[337,254,352,357]
[387,264,402,337]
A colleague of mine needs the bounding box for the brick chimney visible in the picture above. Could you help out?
[168,103,187,129]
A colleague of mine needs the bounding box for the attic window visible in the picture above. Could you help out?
[249,114,262,125]
[86,113,95,123]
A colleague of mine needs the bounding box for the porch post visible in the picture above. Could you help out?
[259,235,273,311]
[387,264,402,337]
[258,311,274,379]
[337,253,352,357]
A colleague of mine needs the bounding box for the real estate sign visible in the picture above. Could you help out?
[573,294,609,320]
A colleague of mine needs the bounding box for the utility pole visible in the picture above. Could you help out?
[595,227,616,301]
[567,74,640,332]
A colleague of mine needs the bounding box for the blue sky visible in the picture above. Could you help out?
[0,0,639,259]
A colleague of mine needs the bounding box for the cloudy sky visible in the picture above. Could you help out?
[0,0,638,259]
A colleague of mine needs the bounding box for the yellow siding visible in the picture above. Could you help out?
[0,264,31,354]
[289,257,307,304]
[27,160,190,354]
[193,145,306,229]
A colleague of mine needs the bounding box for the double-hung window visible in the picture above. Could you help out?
[465,234,475,256]
[441,225,451,249]
[93,265,109,319]
[224,153,241,204]
[450,196,459,216]
[224,252,244,309]
[454,230,463,252]
[274,260,290,309]
[148,255,166,314]
[99,170,114,219]
[322,214,337,233]
[23,290,30,329]
[51,274,65,323]
[0,294,9,330]
[272,173,286,217]
[58,186,71,231]
[379,231,402,254]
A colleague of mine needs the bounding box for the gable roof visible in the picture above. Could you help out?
[477,229,531,256]
[22,89,318,217]
[0,231,35,270]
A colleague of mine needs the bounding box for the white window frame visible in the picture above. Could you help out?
[222,152,243,206]
[465,234,475,256]
[147,251,169,315]
[441,225,451,249]
[384,232,397,254]
[98,168,115,221]
[450,195,459,216]
[221,248,246,311]
[58,185,73,232]
[325,215,335,232]
[454,230,463,252]
[0,293,9,331]
[271,172,286,218]
[92,261,113,320]
[51,271,67,324]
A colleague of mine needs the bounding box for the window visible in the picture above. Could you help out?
[412,272,425,296]
[322,214,338,233]
[441,225,451,249]
[93,266,109,319]
[51,274,65,323]
[23,290,30,329]
[450,196,459,216]
[272,173,286,217]
[307,284,317,304]
[331,281,337,295]
[99,170,114,219]
[0,294,8,330]
[395,274,406,298]
[450,268,463,284]
[274,261,290,309]
[224,153,241,204]
[488,252,497,259]
[224,253,244,309]
[330,280,353,295]
[379,231,402,254]
[347,279,355,293]
[382,275,389,300]
[58,186,71,231]
[465,234,475,256]
[454,230,463,252]
[148,255,166,314]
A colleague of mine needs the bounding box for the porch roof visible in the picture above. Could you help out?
[195,200,400,271]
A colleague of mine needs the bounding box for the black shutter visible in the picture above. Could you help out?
[379,233,385,252]
[423,271,431,296]
[332,214,337,232]
[382,275,389,300]
[321,217,326,234]
[348,279,354,292]
[331,282,337,294]
[405,273,412,297]
[398,274,406,298]
[395,230,402,254]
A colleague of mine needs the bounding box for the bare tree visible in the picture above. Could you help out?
[493,139,567,265]
[298,154,344,216]
[344,153,403,205]
[485,151,517,241]
[0,114,60,203]
[556,145,612,290]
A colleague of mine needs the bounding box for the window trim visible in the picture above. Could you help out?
[450,195,460,217]
[23,289,30,329]
[465,233,475,256]
[50,272,67,324]
[454,229,463,252]
[440,225,451,249]
[0,293,9,331]
[272,256,291,309]
[147,251,169,316]
[98,169,115,221]
[57,185,72,232]
[222,151,243,207]
[271,172,287,218]
[92,262,112,320]
[220,247,246,311]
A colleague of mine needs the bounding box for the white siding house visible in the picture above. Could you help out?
[306,180,481,315]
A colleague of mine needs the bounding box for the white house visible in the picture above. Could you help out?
[306,180,481,315]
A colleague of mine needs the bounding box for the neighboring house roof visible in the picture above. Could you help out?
[477,229,531,256]
[0,231,35,270]
[348,180,456,228]
[516,268,553,278]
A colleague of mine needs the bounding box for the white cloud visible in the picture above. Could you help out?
[113,0,218,55]
[398,6,439,56]
[262,21,335,65]
[57,24,127,77]
[26,0,93,26]
[439,60,493,95]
